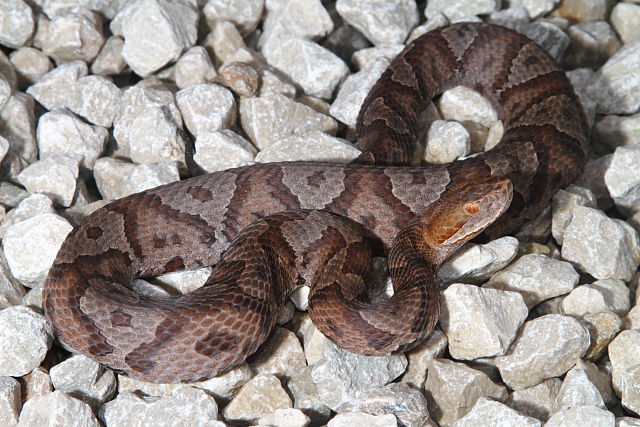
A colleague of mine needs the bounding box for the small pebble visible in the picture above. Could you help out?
[20,390,100,427]
[0,306,52,377]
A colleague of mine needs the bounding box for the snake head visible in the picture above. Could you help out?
[419,176,513,263]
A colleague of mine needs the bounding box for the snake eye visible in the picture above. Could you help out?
[463,201,480,215]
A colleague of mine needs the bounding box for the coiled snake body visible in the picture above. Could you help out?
[44,23,589,383]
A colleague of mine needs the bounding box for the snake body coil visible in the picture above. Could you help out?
[44,23,589,383]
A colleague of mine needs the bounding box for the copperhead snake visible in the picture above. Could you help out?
[43,23,589,383]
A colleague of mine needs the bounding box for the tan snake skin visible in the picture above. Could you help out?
[43,23,589,383]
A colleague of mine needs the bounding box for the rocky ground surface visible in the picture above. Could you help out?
[0,0,640,426]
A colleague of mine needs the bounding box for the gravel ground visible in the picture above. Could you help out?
[0,0,640,426]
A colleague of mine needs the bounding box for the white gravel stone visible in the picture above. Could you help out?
[338,383,432,427]
[251,327,306,379]
[0,194,54,239]
[594,112,640,149]
[495,314,590,390]
[609,330,640,395]
[260,0,333,57]
[0,76,10,112]
[93,158,180,200]
[620,364,640,416]
[485,254,579,308]
[438,236,519,284]
[0,306,52,377]
[194,130,256,173]
[110,0,198,76]
[264,37,349,100]
[590,39,640,115]
[113,85,186,167]
[575,155,614,209]
[437,86,498,128]
[425,0,500,21]
[117,362,253,402]
[452,397,541,427]
[553,366,605,411]
[67,75,121,128]
[619,417,640,427]
[258,408,310,427]
[240,94,338,149]
[99,387,218,427]
[424,358,507,425]
[562,279,630,318]
[311,340,407,411]
[222,374,292,423]
[564,21,621,69]
[50,355,116,409]
[551,185,597,244]
[440,283,528,360]
[328,412,398,427]
[351,45,404,71]
[562,206,640,281]
[176,83,236,137]
[203,0,264,35]
[605,146,640,214]
[9,48,50,92]
[0,94,34,181]
[175,46,217,89]
[255,131,360,163]
[401,329,447,390]
[287,366,332,425]
[424,120,470,164]
[509,0,561,19]
[566,67,598,127]
[0,376,20,426]
[205,20,246,67]
[330,59,389,128]
[0,251,26,309]
[0,0,34,48]
[549,0,609,22]
[544,405,615,427]
[26,60,87,111]
[37,109,108,170]
[3,213,72,286]
[518,21,570,62]
[17,155,79,207]
[39,8,105,63]
[91,36,126,76]
[336,0,419,45]
[610,2,640,44]
[0,182,29,209]
[507,378,562,422]
[19,390,100,427]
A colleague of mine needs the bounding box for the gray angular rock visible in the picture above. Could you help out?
[222,374,292,423]
[3,213,73,286]
[594,112,640,149]
[50,355,117,409]
[495,314,590,390]
[0,306,52,377]
[0,376,20,426]
[93,158,180,200]
[590,39,640,115]
[194,130,256,173]
[68,75,121,128]
[544,406,615,427]
[203,0,264,35]
[452,397,541,427]
[424,120,470,164]
[19,391,100,427]
[605,146,640,214]
[311,340,407,411]
[37,109,108,170]
[611,2,640,44]
[240,94,337,149]
[425,0,500,21]
[551,185,597,244]
[424,358,507,425]
[438,236,519,284]
[0,0,34,48]
[507,378,562,422]
[174,46,217,89]
[255,131,360,163]
[99,387,218,427]
[176,83,236,137]
[562,279,631,318]
[336,0,419,45]
[39,8,105,63]
[91,36,126,76]
[26,61,87,111]
[328,412,398,427]
[485,254,579,308]
[17,155,79,207]
[9,47,51,87]
[440,283,528,360]
[553,366,606,412]
[110,0,198,76]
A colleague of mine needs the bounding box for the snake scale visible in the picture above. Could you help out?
[43,23,589,383]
